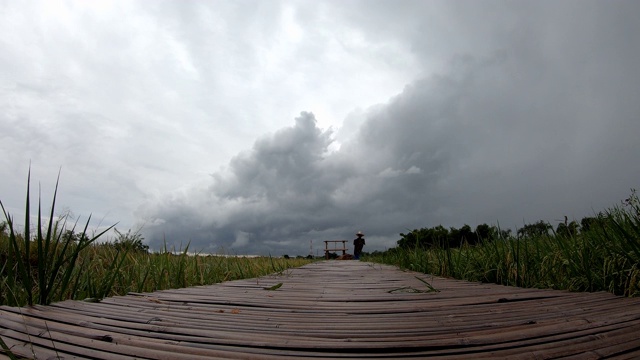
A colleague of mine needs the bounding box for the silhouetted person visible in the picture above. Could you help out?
[353,231,365,260]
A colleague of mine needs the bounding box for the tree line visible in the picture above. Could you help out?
[396,215,606,249]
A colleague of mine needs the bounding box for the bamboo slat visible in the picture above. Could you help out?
[1,261,640,359]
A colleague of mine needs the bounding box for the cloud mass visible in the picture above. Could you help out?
[1,1,639,256]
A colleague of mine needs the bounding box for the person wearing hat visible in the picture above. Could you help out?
[353,231,366,260]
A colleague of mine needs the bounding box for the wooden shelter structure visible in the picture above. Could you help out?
[323,240,348,259]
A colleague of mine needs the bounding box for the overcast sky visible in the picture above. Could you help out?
[1,1,639,256]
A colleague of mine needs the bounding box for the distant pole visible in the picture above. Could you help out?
[309,239,313,257]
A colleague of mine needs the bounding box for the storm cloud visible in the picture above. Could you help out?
[2,1,639,256]
[141,6,640,255]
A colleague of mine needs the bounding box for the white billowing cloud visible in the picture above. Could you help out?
[0,1,416,229]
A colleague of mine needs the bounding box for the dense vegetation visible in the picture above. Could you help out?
[366,190,640,297]
[3,169,638,308]
[0,225,313,307]
[0,172,313,307]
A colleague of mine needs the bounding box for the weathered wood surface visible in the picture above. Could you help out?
[2,261,640,359]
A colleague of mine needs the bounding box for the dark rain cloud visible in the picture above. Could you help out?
[138,1,640,255]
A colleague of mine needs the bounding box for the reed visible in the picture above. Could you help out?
[0,169,115,306]
[0,172,315,307]
[0,231,314,307]
[366,190,640,297]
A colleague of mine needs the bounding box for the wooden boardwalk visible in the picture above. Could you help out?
[2,261,640,359]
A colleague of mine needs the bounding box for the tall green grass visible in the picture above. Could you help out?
[0,171,315,307]
[0,169,115,306]
[366,191,640,297]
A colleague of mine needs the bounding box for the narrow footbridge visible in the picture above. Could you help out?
[2,261,640,359]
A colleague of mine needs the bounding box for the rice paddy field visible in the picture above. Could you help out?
[0,173,314,307]
[365,190,640,298]
[0,231,314,307]
[2,172,639,309]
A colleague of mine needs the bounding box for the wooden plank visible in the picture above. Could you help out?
[1,261,640,359]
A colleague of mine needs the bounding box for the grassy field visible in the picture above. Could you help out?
[0,227,314,307]
[0,172,314,307]
[3,170,639,308]
[0,230,314,307]
[365,190,640,297]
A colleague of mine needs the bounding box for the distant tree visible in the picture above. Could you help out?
[517,221,552,239]
[556,221,579,238]
[61,229,89,244]
[113,228,148,253]
[445,224,481,247]
[499,228,513,239]
[580,217,596,232]
[460,224,477,245]
[397,230,420,248]
[398,223,498,249]
[475,224,492,241]
[448,226,460,247]
[579,214,607,233]
[397,225,451,249]
[431,225,449,246]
